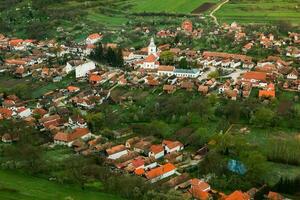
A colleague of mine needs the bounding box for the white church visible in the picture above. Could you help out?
[141,37,160,69]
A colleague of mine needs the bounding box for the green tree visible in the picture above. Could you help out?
[250,107,275,127]
[208,70,219,79]
[85,112,104,133]
[178,57,188,69]
[159,51,174,65]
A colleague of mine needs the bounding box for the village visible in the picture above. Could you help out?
[0,18,300,200]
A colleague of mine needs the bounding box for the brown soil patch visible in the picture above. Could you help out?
[191,2,216,14]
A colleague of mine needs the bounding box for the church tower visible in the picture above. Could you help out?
[148,37,157,56]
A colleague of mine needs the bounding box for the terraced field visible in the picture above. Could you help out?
[215,0,300,25]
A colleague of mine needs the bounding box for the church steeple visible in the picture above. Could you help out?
[148,37,156,55]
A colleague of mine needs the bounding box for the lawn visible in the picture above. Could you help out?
[215,0,300,25]
[0,170,122,200]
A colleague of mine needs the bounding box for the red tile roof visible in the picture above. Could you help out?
[88,33,102,40]
[54,128,90,142]
[203,51,252,62]
[163,140,183,149]
[144,54,157,62]
[5,59,27,65]
[89,74,102,82]
[150,144,164,154]
[242,72,267,82]
[9,39,23,46]
[67,86,80,92]
[225,191,250,200]
[158,65,175,72]
[0,108,13,118]
[145,163,176,180]
[267,191,283,200]
[106,144,127,155]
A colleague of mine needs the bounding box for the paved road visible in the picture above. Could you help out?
[198,66,216,81]
[209,0,230,25]
[221,69,249,83]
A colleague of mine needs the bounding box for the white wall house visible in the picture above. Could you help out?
[163,140,184,154]
[145,163,176,183]
[64,62,75,74]
[86,33,102,45]
[17,108,32,118]
[106,145,128,160]
[173,69,200,78]
[75,61,96,78]
[148,145,165,159]
[54,128,92,147]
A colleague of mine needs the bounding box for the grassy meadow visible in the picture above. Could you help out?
[215,0,300,25]
[0,170,122,200]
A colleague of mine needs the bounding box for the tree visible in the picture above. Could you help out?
[178,57,188,69]
[90,42,104,62]
[85,112,104,133]
[208,70,219,79]
[250,107,275,127]
[159,51,174,65]
[240,151,267,185]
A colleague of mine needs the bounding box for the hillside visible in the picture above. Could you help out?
[0,170,122,200]
[0,0,299,40]
[215,0,300,25]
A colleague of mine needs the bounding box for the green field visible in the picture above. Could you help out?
[130,0,219,13]
[216,0,300,25]
[0,170,122,200]
[227,124,300,184]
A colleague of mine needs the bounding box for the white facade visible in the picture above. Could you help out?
[75,61,96,78]
[164,145,184,154]
[18,108,32,118]
[157,70,174,76]
[149,150,164,159]
[173,69,200,78]
[150,169,176,183]
[287,73,298,80]
[142,60,159,69]
[64,62,75,74]
[107,150,128,160]
[144,162,158,170]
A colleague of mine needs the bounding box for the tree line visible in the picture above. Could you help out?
[90,42,124,68]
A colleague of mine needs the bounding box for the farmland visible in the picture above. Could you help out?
[215,0,300,25]
[129,0,220,13]
[0,170,122,200]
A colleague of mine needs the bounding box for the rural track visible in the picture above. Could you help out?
[209,0,229,25]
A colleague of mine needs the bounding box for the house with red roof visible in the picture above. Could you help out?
[148,144,164,159]
[54,128,92,147]
[224,190,250,200]
[67,86,80,93]
[259,83,275,99]
[16,107,32,118]
[106,144,128,160]
[182,19,193,33]
[141,54,159,69]
[241,72,267,87]
[267,191,283,200]
[0,108,14,119]
[145,163,176,183]
[188,178,211,200]
[86,33,103,45]
[89,74,102,85]
[162,140,184,154]
[157,65,175,76]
